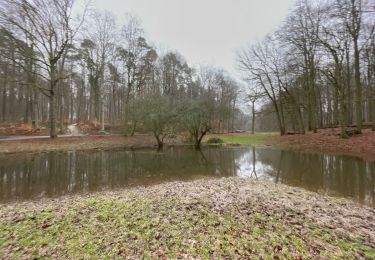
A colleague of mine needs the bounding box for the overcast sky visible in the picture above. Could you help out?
[91,0,296,77]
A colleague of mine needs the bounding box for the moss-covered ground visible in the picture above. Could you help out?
[1,178,374,259]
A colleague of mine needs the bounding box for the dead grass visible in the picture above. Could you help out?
[1,178,374,259]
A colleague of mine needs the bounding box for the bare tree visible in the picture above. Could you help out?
[81,10,117,131]
[278,0,322,132]
[117,15,153,134]
[246,84,263,134]
[0,0,88,138]
[237,37,286,135]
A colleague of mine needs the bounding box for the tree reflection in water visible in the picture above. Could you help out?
[0,147,374,207]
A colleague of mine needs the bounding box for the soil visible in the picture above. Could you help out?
[0,135,180,155]
[272,128,375,161]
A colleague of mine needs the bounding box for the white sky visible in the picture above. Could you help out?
[91,0,296,78]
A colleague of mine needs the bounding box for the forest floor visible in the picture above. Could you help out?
[0,122,122,136]
[0,135,163,155]
[0,129,374,160]
[0,123,50,136]
[1,177,374,259]
[0,132,275,155]
[271,128,375,161]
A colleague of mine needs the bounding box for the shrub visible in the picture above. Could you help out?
[206,137,224,144]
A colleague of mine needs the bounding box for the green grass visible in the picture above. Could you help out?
[1,194,373,259]
[205,132,277,146]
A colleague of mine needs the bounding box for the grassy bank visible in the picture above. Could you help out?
[1,178,374,259]
[205,132,277,146]
[205,130,375,161]
[0,133,276,155]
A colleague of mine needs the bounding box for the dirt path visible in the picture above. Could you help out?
[0,134,87,142]
[67,124,82,136]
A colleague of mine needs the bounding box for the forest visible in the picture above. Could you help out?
[0,0,246,148]
[239,0,375,137]
[1,0,375,259]
[0,0,374,144]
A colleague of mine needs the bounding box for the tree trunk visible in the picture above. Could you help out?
[326,86,332,127]
[101,101,105,131]
[333,88,339,126]
[354,40,362,133]
[33,90,39,128]
[59,88,64,134]
[372,83,375,131]
[2,79,6,122]
[309,78,317,133]
[279,92,286,134]
[155,134,164,149]
[49,93,57,138]
[297,105,305,134]
[339,93,348,138]
[272,100,285,136]
[25,89,30,124]
[123,85,131,135]
[70,94,74,124]
[318,88,323,128]
[9,80,15,120]
[251,101,255,135]
[231,98,236,132]
[345,45,352,125]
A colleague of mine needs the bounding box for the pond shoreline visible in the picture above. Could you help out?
[0,135,163,156]
[0,131,374,162]
[1,177,374,258]
[270,129,375,161]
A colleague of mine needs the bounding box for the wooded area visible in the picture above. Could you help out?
[238,0,375,137]
[0,0,247,146]
[1,1,375,259]
[0,0,374,143]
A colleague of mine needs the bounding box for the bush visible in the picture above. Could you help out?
[206,137,224,144]
[167,133,177,139]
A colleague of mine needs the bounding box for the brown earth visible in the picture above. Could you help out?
[0,123,49,136]
[0,135,180,155]
[272,128,375,161]
[0,122,125,136]
[76,122,127,135]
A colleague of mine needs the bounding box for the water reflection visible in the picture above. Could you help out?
[240,148,375,207]
[0,147,374,207]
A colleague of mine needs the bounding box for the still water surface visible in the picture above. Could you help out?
[0,147,374,206]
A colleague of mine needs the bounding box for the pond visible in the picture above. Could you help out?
[0,146,374,206]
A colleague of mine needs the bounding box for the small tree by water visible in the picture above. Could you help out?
[178,98,212,149]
